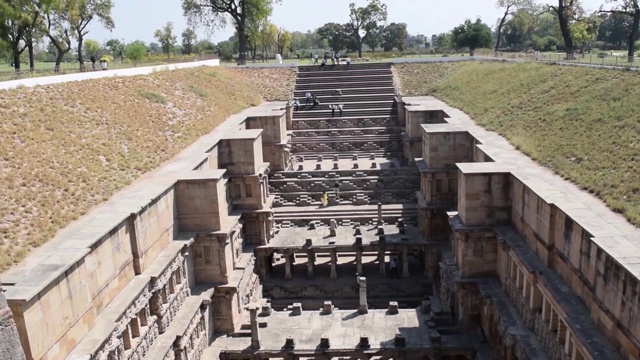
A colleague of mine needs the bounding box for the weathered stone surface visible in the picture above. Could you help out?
[0,284,25,360]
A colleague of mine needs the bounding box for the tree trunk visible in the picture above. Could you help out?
[556,2,575,60]
[358,39,363,59]
[54,50,64,73]
[78,37,85,72]
[28,43,35,72]
[13,52,21,73]
[495,6,511,51]
[627,12,640,62]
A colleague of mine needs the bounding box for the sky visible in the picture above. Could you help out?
[87,0,606,45]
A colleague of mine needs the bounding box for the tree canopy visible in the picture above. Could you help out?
[451,18,493,55]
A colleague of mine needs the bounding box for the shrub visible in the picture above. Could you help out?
[139,91,166,104]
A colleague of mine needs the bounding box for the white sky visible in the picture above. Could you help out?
[87,0,606,44]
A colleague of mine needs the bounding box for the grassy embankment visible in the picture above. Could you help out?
[394,61,640,226]
[0,66,296,271]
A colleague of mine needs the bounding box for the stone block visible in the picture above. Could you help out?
[355,236,363,245]
[388,301,399,315]
[320,335,330,348]
[421,299,431,313]
[333,163,339,170]
[359,335,370,348]
[305,238,313,247]
[291,303,302,316]
[315,164,322,170]
[284,336,295,349]
[322,301,333,314]
[430,331,441,345]
[260,304,272,317]
[394,334,406,347]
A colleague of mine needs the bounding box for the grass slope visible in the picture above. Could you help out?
[395,61,640,226]
[0,66,296,271]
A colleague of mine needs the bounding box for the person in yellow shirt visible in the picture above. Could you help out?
[321,191,328,207]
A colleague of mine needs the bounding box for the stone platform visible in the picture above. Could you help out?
[213,308,477,359]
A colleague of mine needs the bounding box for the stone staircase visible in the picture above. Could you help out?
[270,62,419,223]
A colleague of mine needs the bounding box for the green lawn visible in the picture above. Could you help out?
[395,61,640,226]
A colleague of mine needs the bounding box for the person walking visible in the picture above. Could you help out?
[305,91,312,105]
[338,104,344,117]
[321,191,328,207]
[313,52,318,64]
[330,104,336,118]
[333,181,340,199]
[389,258,399,279]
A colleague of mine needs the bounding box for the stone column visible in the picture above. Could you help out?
[379,250,386,275]
[357,276,368,314]
[284,252,293,280]
[330,249,338,279]
[377,202,383,225]
[355,250,363,274]
[257,253,268,280]
[249,305,260,349]
[0,282,26,360]
[307,250,315,277]
[402,248,410,278]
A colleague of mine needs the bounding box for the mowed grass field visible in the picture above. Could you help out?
[394,61,640,226]
[0,66,296,271]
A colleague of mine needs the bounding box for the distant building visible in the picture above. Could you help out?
[431,34,438,47]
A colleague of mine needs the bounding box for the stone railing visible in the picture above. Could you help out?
[151,252,191,334]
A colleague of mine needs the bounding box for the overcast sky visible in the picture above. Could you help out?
[87,0,606,45]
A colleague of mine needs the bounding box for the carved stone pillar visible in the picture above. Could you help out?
[357,276,368,314]
[257,253,269,280]
[402,248,410,278]
[379,250,386,275]
[356,250,363,274]
[284,252,293,280]
[330,249,338,279]
[249,305,260,349]
[307,250,315,277]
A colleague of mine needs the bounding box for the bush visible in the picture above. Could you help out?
[139,91,166,104]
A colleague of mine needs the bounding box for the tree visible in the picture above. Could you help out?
[84,38,100,59]
[181,28,197,54]
[195,39,216,54]
[364,24,382,52]
[124,40,146,65]
[216,39,235,61]
[275,27,291,55]
[1,0,31,72]
[67,0,114,72]
[503,8,537,50]
[570,14,600,55]
[548,0,583,59]
[600,0,640,62]
[451,18,493,55]
[148,42,161,54]
[435,32,453,50]
[258,20,277,61]
[495,0,534,51]
[317,22,350,53]
[597,13,629,48]
[346,0,388,58]
[38,0,74,72]
[154,21,177,59]
[105,38,125,62]
[182,0,279,65]
[381,23,408,51]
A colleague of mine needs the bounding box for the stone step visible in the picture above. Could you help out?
[270,166,418,179]
[293,87,395,97]
[294,100,395,111]
[291,140,401,154]
[293,94,397,104]
[295,80,394,91]
[297,69,393,78]
[291,115,399,130]
[298,63,392,73]
[272,190,418,207]
[291,133,401,143]
[270,176,419,191]
[273,204,418,226]
[296,74,393,85]
[292,108,396,119]
[291,126,404,138]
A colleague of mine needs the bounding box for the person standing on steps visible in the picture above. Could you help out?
[321,191,328,207]
[313,53,318,64]
[390,258,399,279]
[305,91,312,105]
[333,181,340,199]
[330,104,336,118]
[338,104,344,117]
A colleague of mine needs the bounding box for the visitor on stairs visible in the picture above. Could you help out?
[321,191,328,207]
[338,104,344,117]
[333,181,340,199]
[293,98,300,111]
[313,95,320,106]
[335,52,340,64]
[320,59,326,67]
[390,258,399,279]
[305,91,312,105]
[330,104,336,118]
[346,58,351,69]
[313,53,319,64]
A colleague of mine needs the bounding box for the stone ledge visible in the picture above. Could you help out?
[496,225,623,360]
